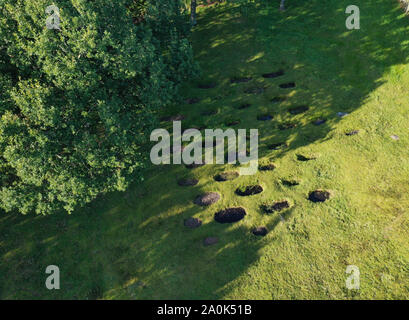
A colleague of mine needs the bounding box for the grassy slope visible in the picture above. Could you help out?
[1,0,409,299]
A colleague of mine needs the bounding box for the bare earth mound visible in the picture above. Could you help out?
[184,217,202,229]
[194,192,221,206]
[203,237,219,246]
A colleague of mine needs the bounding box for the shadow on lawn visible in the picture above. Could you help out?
[0,0,408,299]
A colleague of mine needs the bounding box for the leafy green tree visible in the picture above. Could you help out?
[0,0,198,214]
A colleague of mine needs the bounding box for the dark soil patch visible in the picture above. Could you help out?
[198,82,217,89]
[230,77,252,84]
[244,86,265,94]
[194,192,221,206]
[226,119,240,126]
[160,114,185,122]
[296,154,315,161]
[259,163,276,171]
[177,178,199,186]
[185,162,206,169]
[201,109,219,116]
[87,285,103,300]
[279,82,296,89]
[271,96,286,103]
[257,114,274,121]
[346,130,359,136]
[185,98,201,104]
[261,200,290,213]
[337,112,349,118]
[236,103,251,109]
[288,105,309,115]
[252,227,268,236]
[184,217,202,229]
[214,207,247,223]
[278,122,297,130]
[308,190,331,203]
[214,171,239,181]
[269,142,287,150]
[203,237,219,246]
[313,118,327,126]
[281,179,300,186]
[235,185,263,196]
[262,70,284,78]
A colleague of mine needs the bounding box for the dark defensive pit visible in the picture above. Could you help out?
[235,185,263,196]
[346,130,359,136]
[184,217,202,229]
[230,77,252,84]
[236,103,251,109]
[201,109,219,116]
[185,98,201,104]
[281,179,300,187]
[313,118,327,126]
[308,190,331,203]
[279,82,296,89]
[262,70,284,78]
[185,162,206,169]
[177,178,199,186]
[198,82,217,89]
[244,86,265,94]
[226,119,240,126]
[271,96,286,103]
[214,171,240,182]
[203,237,219,246]
[261,200,290,213]
[278,122,297,130]
[259,163,276,171]
[214,207,247,223]
[288,105,309,115]
[252,227,268,236]
[296,154,316,161]
[269,142,287,150]
[257,114,274,121]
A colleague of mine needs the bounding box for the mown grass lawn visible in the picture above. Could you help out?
[1,0,409,299]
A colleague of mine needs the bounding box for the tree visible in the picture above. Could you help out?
[0,0,199,215]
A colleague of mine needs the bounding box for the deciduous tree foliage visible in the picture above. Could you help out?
[0,0,198,214]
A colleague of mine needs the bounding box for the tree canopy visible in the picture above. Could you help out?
[0,0,198,214]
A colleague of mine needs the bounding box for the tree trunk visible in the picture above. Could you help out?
[280,0,285,11]
[191,0,197,26]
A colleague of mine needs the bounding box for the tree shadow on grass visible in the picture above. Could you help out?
[186,0,409,159]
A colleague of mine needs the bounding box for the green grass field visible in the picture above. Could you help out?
[1,0,409,299]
